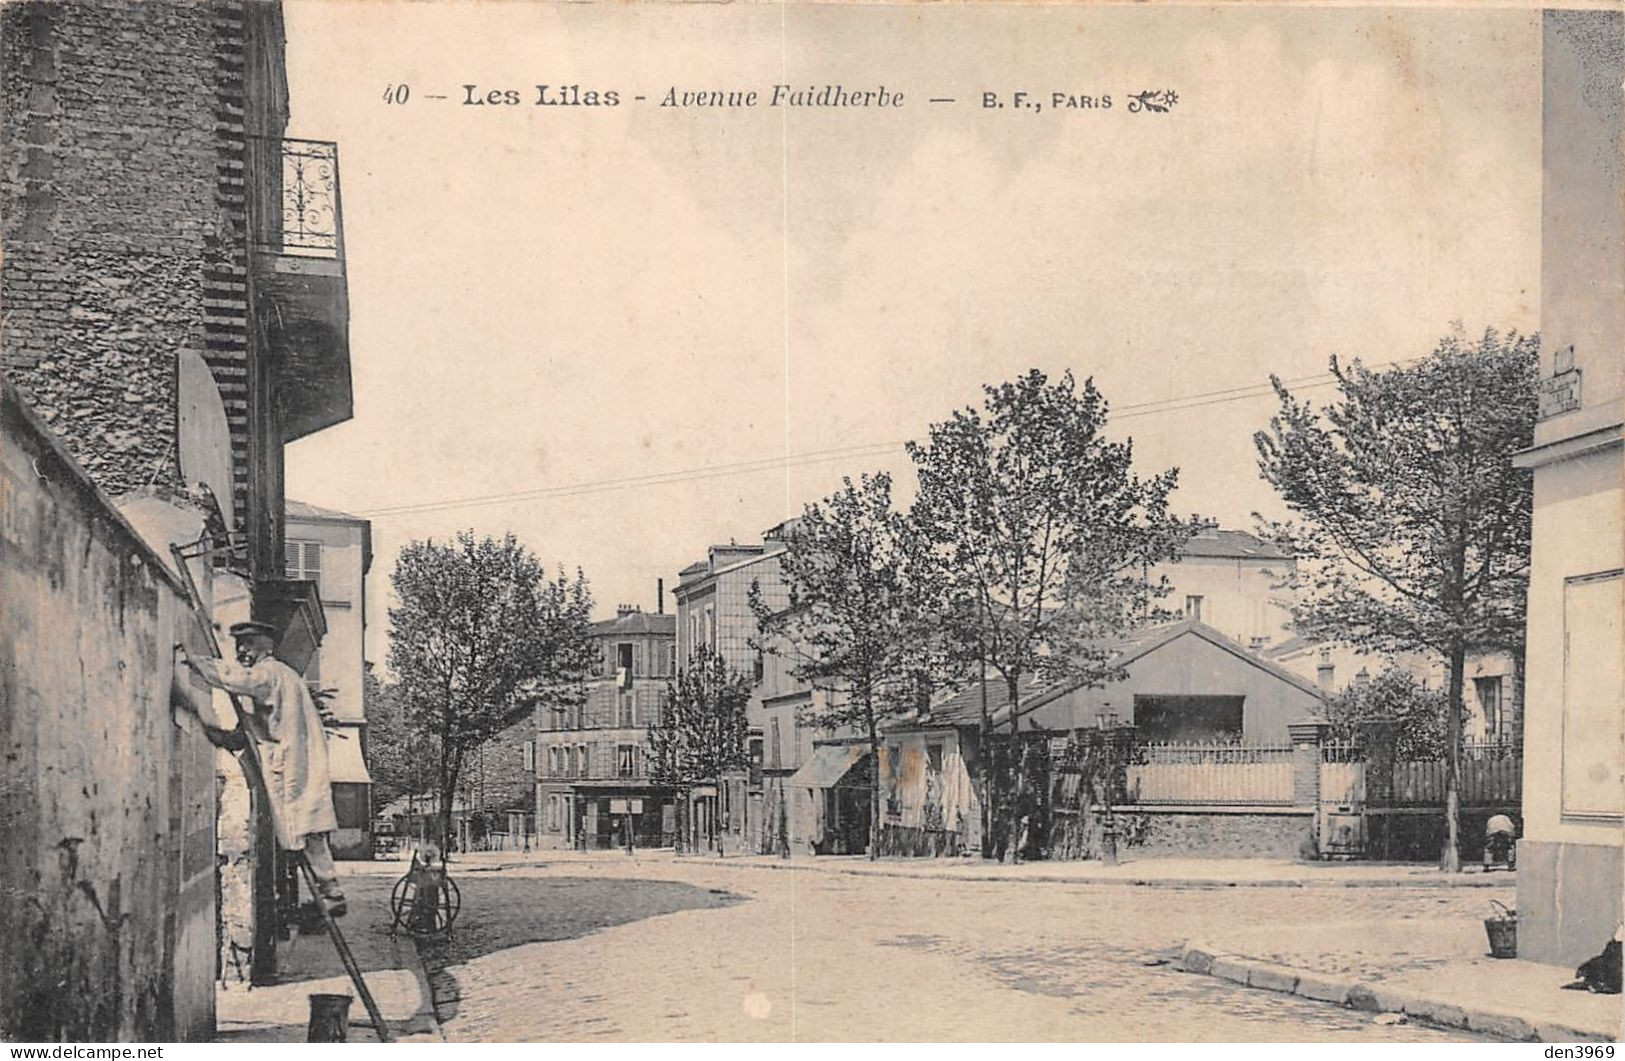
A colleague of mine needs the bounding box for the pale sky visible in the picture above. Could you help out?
[280,2,1542,665]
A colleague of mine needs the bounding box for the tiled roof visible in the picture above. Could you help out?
[918,619,1323,729]
[1179,528,1291,560]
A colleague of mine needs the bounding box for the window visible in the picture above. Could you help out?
[753,649,764,683]
[749,737,763,788]
[617,744,634,778]
[668,644,678,675]
[1475,676,1503,740]
[770,717,782,769]
[566,746,577,777]
[549,746,560,777]
[578,744,590,778]
[634,642,646,678]
[1184,595,1204,622]
[617,642,634,681]
[286,539,323,588]
[523,741,536,772]
[705,606,716,648]
[689,614,701,659]
[926,741,944,774]
[618,692,634,727]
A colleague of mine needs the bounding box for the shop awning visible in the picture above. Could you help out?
[788,743,871,790]
[326,729,372,784]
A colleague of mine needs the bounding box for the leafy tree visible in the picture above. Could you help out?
[906,369,1191,858]
[1323,667,1450,761]
[387,531,594,848]
[749,472,946,860]
[646,645,752,848]
[361,662,426,811]
[1253,326,1538,870]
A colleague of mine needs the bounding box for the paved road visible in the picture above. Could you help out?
[400,857,1498,1042]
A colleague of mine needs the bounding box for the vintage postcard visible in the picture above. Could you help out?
[1,0,1620,1048]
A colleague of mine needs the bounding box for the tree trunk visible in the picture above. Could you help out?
[977,653,993,859]
[1442,639,1466,872]
[1004,676,1022,865]
[867,713,881,861]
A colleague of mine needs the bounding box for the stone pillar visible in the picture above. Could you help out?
[1288,721,1330,858]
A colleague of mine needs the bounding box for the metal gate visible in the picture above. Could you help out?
[1319,741,1367,858]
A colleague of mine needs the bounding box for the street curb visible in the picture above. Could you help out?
[396,932,448,1042]
[650,855,1517,890]
[1177,942,1617,1043]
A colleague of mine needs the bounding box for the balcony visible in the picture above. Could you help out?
[248,137,353,443]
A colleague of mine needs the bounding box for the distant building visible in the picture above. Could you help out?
[1153,526,1295,652]
[1514,10,1624,966]
[284,500,373,858]
[672,529,793,850]
[536,603,678,850]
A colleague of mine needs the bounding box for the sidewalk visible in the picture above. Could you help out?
[453,847,1523,889]
[1179,915,1622,1042]
[215,866,443,1043]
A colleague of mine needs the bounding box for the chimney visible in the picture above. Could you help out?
[617,603,636,618]
[657,578,664,614]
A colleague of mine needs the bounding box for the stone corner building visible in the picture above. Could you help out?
[1514,9,1625,967]
[2,0,354,1039]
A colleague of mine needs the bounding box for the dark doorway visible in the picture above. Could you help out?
[1132,695,1245,741]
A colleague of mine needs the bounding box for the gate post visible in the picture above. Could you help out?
[1288,721,1331,858]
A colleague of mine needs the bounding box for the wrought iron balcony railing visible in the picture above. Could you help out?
[250,137,344,259]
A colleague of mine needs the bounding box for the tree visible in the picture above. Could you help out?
[387,531,594,848]
[646,645,752,849]
[749,472,946,860]
[1253,326,1538,870]
[361,662,423,812]
[1323,667,1450,762]
[906,369,1190,859]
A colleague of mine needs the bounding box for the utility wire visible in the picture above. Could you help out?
[351,359,1404,520]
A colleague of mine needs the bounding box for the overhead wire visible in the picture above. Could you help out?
[351,357,1409,520]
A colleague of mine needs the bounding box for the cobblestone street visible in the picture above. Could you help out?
[374,857,1510,1042]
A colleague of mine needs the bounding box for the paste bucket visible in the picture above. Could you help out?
[1484,900,1517,959]
[307,992,354,1042]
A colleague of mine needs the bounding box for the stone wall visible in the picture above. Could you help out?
[1,1,220,496]
[1,383,218,1040]
[0,0,290,582]
[1121,809,1312,860]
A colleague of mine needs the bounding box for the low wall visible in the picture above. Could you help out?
[1,384,217,1040]
[1119,807,1312,860]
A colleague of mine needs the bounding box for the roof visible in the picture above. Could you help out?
[919,619,1324,729]
[325,729,372,783]
[590,610,677,637]
[286,498,366,524]
[1178,528,1291,561]
[285,498,373,573]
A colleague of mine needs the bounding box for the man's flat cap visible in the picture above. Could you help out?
[228,620,278,640]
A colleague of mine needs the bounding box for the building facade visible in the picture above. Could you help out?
[536,605,678,849]
[1514,10,1625,967]
[1,0,355,1006]
[285,500,373,857]
[1154,526,1295,652]
[672,529,791,851]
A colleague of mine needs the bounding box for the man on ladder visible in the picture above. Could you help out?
[177,620,348,919]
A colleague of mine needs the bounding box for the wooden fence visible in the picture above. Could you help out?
[1370,742,1522,805]
[1125,742,1296,805]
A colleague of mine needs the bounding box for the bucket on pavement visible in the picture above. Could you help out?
[1484,899,1518,959]
[307,992,354,1042]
